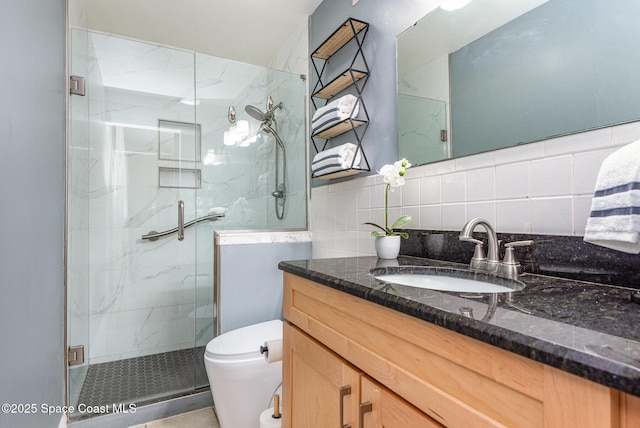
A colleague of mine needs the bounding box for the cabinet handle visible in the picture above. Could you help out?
[177,200,184,241]
[339,385,352,428]
[359,401,373,427]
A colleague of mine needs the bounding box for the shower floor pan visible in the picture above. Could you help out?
[73,346,208,417]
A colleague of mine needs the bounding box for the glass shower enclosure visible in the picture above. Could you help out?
[67,30,306,420]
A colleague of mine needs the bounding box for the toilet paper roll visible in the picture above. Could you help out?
[262,339,283,363]
[260,408,282,428]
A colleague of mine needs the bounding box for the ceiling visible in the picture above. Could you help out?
[72,0,324,66]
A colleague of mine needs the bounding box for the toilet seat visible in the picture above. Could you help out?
[204,319,283,428]
[205,319,282,361]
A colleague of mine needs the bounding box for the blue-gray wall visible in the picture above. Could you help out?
[310,0,436,186]
[0,0,67,427]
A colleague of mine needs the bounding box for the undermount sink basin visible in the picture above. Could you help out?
[370,266,525,294]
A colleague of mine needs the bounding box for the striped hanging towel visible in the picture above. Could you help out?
[584,139,640,253]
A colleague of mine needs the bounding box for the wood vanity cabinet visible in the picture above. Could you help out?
[281,272,640,428]
[284,322,442,428]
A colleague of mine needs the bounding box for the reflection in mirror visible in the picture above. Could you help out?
[398,94,448,162]
[397,0,640,166]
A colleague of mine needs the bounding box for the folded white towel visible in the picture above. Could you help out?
[311,142,361,176]
[584,139,640,253]
[311,94,359,135]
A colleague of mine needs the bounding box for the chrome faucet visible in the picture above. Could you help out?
[459,218,500,273]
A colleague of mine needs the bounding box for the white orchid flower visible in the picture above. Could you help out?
[364,159,413,238]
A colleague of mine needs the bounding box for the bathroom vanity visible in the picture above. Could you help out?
[279,256,640,427]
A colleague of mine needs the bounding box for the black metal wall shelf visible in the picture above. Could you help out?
[310,18,371,181]
[311,69,368,99]
[311,18,368,60]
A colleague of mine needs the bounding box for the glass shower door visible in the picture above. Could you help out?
[67,30,204,416]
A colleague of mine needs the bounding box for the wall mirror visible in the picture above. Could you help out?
[397,0,640,166]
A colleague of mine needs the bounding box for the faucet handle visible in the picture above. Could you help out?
[460,236,483,245]
[504,240,534,263]
[505,240,534,248]
[460,236,487,268]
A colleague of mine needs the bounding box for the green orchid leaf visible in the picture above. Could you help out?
[390,215,413,229]
[370,231,385,237]
[397,232,409,239]
[363,222,387,234]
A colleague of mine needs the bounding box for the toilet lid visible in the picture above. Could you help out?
[206,319,282,357]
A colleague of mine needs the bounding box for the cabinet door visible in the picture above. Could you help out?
[360,376,444,428]
[283,322,361,428]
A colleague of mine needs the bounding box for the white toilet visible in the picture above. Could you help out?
[204,319,283,428]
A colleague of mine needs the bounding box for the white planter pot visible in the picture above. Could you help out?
[375,235,401,259]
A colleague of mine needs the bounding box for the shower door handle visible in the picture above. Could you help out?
[178,200,185,241]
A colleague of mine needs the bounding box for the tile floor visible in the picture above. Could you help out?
[129,407,220,428]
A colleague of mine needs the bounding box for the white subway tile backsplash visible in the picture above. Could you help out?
[455,151,495,170]
[420,176,442,204]
[496,162,529,200]
[370,184,387,209]
[345,231,358,253]
[530,197,573,235]
[404,165,425,180]
[441,172,466,203]
[357,186,371,210]
[357,209,371,231]
[611,120,640,146]
[345,209,359,230]
[369,208,385,230]
[496,199,531,233]
[544,128,611,157]
[335,189,358,212]
[573,149,615,195]
[419,205,442,230]
[422,159,456,177]
[441,203,467,230]
[309,123,629,258]
[466,202,496,225]
[466,168,495,202]
[387,207,403,226]
[387,185,403,207]
[402,178,421,206]
[325,233,336,251]
[494,141,545,165]
[402,206,421,227]
[334,207,346,231]
[574,195,593,236]
[357,230,374,254]
[530,155,572,197]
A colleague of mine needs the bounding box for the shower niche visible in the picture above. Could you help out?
[158,119,202,189]
[310,17,371,180]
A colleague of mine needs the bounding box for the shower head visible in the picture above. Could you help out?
[245,100,283,123]
[245,105,267,122]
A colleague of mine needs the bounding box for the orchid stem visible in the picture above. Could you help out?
[384,183,390,233]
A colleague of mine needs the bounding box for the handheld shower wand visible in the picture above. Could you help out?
[244,99,287,220]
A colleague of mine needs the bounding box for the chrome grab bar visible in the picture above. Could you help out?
[141,210,225,241]
[178,200,184,241]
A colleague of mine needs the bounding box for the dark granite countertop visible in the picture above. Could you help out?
[278,255,640,397]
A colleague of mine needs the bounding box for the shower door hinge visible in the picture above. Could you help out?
[440,129,448,142]
[69,75,86,96]
[68,345,85,366]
